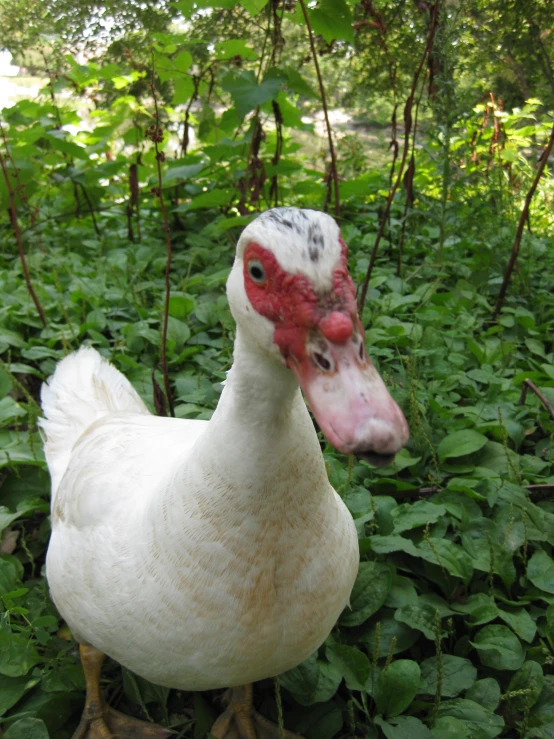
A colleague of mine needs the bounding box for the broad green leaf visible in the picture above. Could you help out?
[239,0,268,14]
[0,674,37,716]
[162,163,205,183]
[420,655,477,697]
[340,561,392,626]
[4,718,49,739]
[325,644,369,691]
[0,627,41,677]
[417,538,474,582]
[168,294,195,318]
[527,550,554,593]
[430,716,470,738]
[471,625,524,671]
[436,699,504,738]
[363,614,419,659]
[394,602,440,640]
[280,652,342,706]
[374,660,421,717]
[438,430,489,461]
[308,0,354,44]
[507,661,543,710]
[375,715,432,738]
[221,70,285,118]
[465,679,501,711]
[369,535,419,558]
[391,500,447,533]
[498,607,536,642]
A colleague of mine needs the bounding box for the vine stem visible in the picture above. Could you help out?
[0,140,47,326]
[150,56,175,417]
[358,0,442,313]
[493,119,554,319]
[519,378,554,422]
[297,0,340,218]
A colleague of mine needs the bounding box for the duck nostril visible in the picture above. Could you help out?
[359,342,365,361]
[313,352,332,371]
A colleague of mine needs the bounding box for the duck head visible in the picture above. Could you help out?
[226,207,409,466]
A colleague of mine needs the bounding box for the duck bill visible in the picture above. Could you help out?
[290,340,409,466]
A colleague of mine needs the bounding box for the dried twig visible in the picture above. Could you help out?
[297,0,340,218]
[519,378,554,422]
[391,482,554,499]
[148,57,175,417]
[359,0,442,312]
[493,120,554,319]
[0,136,47,326]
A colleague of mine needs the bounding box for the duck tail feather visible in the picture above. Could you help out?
[39,346,150,496]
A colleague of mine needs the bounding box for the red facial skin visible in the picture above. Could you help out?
[242,241,359,366]
[242,239,409,460]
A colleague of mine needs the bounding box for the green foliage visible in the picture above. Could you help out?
[0,0,554,737]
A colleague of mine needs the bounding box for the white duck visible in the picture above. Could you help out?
[40,207,408,739]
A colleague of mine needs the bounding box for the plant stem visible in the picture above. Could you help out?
[297,0,340,218]
[150,56,175,417]
[0,146,47,326]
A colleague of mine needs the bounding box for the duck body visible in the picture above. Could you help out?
[42,207,408,701]
[45,344,358,690]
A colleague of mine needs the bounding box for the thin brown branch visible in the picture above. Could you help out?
[359,0,442,312]
[0,143,47,326]
[75,181,100,236]
[493,120,554,319]
[519,378,554,422]
[393,482,554,499]
[148,58,175,417]
[297,0,340,219]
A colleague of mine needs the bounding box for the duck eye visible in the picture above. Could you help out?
[248,259,266,284]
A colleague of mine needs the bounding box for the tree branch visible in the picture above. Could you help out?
[358,0,442,313]
[493,120,554,319]
[519,378,554,422]
[0,140,47,326]
[148,58,175,417]
[297,0,340,218]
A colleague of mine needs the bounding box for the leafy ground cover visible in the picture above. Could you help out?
[1,1,554,737]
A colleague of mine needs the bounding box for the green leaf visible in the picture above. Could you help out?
[280,652,342,706]
[340,561,392,626]
[417,538,474,582]
[375,715,432,739]
[395,602,440,640]
[0,674,37,716]
[308,0,354,44]
[239,0,269,14]
[430,716,470,738]
[178,188,232,211]
[162,162,205,183]
[369,534,420,558]
[498,607,536,642]
[465,679,501,711]
[471,625,525,671]
[436,699,504,738]
[221,70,285,118]
[438,430,489,461]
[168,294,195,318]
[507,660,543,709]
[4,718,49,739]
[374,660,421,717]
[391,500,447,533]
[0,627,41,677]
[325,644,369,691]
[527,550,554,593]
[420,655,477,697]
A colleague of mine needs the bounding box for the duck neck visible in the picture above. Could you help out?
[221,329,299,425]
[193,328,326,499]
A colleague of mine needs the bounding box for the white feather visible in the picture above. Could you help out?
[42,209,359,692]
